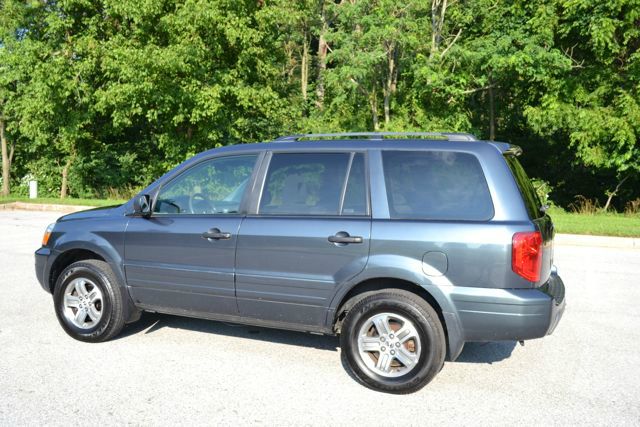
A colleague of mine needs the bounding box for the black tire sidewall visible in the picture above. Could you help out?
[341,295,444,393]
[53,262,116,342]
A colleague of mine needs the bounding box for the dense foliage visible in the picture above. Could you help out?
[1,0,638,210]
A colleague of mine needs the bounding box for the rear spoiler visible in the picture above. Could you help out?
[503,145,523,156]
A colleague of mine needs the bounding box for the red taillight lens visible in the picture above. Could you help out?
[512,231,543,282]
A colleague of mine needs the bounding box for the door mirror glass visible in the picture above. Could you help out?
[133,194,151,217]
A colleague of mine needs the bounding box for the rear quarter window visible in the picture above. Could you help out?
[504,156,544,220]
[382,150,494,221]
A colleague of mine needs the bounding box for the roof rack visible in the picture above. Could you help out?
[273,132,477,142]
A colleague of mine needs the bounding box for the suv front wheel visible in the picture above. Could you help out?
[340,290,446,394]
[53,259,126,342]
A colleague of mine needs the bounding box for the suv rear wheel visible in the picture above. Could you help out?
[340,290,445,394]
[53,260,126,342]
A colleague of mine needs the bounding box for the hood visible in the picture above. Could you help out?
[57,204,124,222]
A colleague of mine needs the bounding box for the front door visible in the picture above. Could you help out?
[235,151,371,327]
[124,154,258,315]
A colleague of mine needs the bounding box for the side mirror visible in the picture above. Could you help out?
[133,194,152,217]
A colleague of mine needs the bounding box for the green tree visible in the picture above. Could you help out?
[0,0,637,208]
[321,0,431,131]
[524,0,640,209]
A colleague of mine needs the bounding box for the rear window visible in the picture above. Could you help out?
[504,156,544,219]
[382,151,494,221]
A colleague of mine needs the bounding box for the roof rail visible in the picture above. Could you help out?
[273,132,477,142]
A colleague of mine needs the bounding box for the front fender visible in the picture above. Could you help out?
[47,220,140,323]
[53,238,122,272]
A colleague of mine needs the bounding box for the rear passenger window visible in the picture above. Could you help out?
[259,152,367,216]
[382,151,494,221]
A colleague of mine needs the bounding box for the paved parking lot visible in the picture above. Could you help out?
[1,210,639,425]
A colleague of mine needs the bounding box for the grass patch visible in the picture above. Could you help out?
[548,206,640,238]
[0,197,125,207]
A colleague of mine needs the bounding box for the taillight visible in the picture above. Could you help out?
[512,231,543,282]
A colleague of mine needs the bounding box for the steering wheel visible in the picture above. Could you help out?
[188,192,216,214]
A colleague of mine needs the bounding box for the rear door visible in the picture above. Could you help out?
[235,151,371,327]
[124,154,258,315]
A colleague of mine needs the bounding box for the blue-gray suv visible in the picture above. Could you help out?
[35,132,565,393]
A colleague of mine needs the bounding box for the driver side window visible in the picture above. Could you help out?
[154,155,257,215]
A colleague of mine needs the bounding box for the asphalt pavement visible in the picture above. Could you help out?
[1,210,639,425]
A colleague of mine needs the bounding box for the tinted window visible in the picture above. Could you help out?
[154,155,257,214]
[260,152,360,215]
[505,155,543,219]
[382,151,494,220]
[342,153,367,215]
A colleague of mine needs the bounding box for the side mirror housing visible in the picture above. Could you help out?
[133,194,152,217]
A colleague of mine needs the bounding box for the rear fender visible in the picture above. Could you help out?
[328,254,465,361]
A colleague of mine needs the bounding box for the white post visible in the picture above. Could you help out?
[29,180,38,199]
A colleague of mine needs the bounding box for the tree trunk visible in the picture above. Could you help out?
[430,0,448,58]
[383,88,391,127]
[384,44,399,125]
[370,91,379,131]
[603,175,629,212]
[1,117,10,197]
[60,158,72,199]
[315,8,328,109]
[488,78,495,141]
[301,36,309,101]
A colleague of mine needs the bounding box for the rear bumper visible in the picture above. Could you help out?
[538,272,566,335]
[447,271,566,342]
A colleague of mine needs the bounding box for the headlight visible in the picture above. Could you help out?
[42,223,55,246]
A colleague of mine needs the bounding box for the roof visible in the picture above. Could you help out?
[193,132,519,160]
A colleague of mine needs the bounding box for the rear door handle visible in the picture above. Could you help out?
[202,228,232,240]
[328,232,363,244]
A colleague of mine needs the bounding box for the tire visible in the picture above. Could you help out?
[340,290,446,394]
[53,260,126,342]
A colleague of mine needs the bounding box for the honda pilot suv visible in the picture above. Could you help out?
[35,132,566,394]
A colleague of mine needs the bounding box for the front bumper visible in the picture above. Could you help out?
[34,247,52,293]
[447,271,566,342]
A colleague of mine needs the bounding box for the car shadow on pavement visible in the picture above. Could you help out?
[337,341,518,390]
[455,341,517,364]
[117,312,339,351]
[119,314,517,361]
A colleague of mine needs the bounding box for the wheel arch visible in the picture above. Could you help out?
[49,248,106,293]
[48,242,140,324]
[330,277,465,361]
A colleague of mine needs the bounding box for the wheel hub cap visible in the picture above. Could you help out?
[62,278,104,329]
[357,312,421,378]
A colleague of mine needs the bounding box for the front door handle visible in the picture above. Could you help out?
[328,232,363,244]
[202,228,232,240]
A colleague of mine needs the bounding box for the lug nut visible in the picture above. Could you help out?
[390,350,395,355]
[381,346,386,351]
[389,334,394,339]
[395,342,400,347]
[380,336,385,342]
